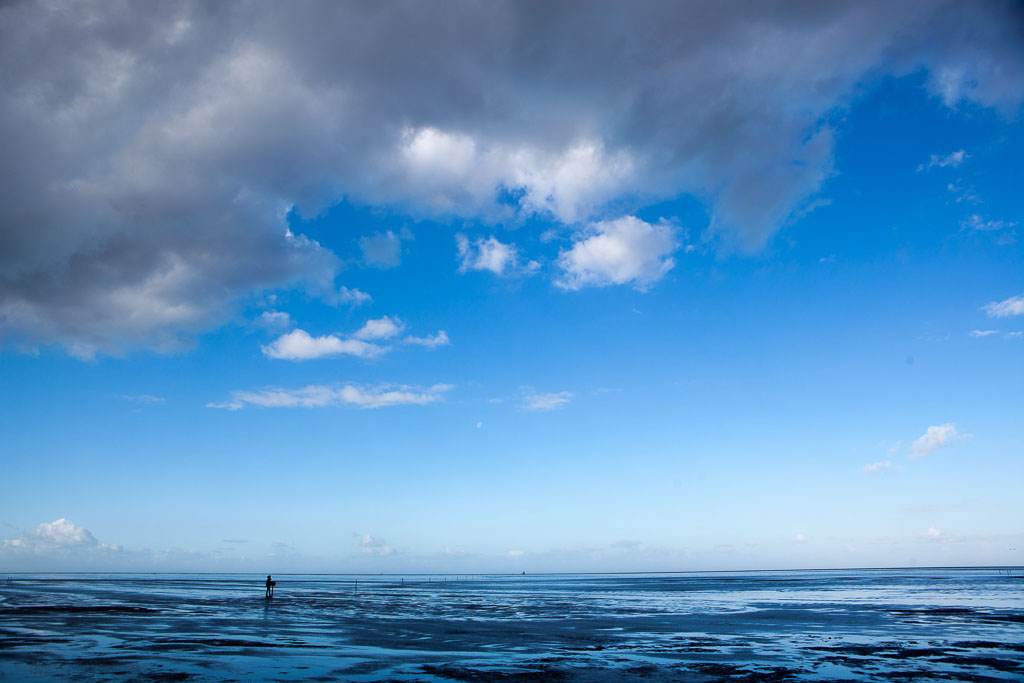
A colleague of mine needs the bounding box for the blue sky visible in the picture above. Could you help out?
[1,1,1022,572]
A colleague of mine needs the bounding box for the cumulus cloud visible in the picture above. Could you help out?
[2,1,1022,355]
[403,330,450,349]
[0,518,115,555]
[556,216,679,290]
[983,294,1024,318]
[917,149,969,171]
[336,286,372,307]
[207,382,453,410]
[261,329,384,360]
[355,533,395,557]
[354,316,405,340]
[863,460,893,473]
[911,423,964,458]
[522,390,573,411]
[456,234,534,276]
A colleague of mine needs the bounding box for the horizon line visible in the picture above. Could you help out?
[3,564,1021,577]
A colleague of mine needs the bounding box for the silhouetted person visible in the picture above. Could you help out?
[265,575,275,599]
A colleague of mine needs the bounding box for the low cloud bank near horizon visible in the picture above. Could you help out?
[4,517,1021,573]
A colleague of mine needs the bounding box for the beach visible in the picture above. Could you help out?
[1,568,1022,681]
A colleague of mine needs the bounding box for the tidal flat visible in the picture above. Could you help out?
[1,569,1021,682]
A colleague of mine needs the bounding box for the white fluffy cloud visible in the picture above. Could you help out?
[522,390,574,411]
[1,518,113,554]
[354,316,405,340]
[556,216,679,290]
[911,423,963,458]
[863,460,893,473]
[207,383,453,410]
[401,128,635,223]
[356,533,395,557]
[262,317,444,360]
[2,1,1022,355]
[336,286,372,307]
[983,294,1024,318]
[970,329,998,338]
[261,329,383,360]
[456,234,535,276]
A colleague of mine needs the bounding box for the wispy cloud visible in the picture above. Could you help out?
[403,330,450,349]
[960,214,1017,232]
[256,310,292,328]
[863,460,893,473]
[970,329,998,338]
[207,383,453,410]
[946,182,980,204]
[117,394,165,404]
[522,389,573,411]
[983,294,1024,318]
[911,423,964,459]
[917,149,969,171]
[359,229,412,269]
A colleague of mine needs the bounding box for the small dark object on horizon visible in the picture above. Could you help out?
[265,575,276,599]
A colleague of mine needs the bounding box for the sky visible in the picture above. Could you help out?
[0,0,1022,573]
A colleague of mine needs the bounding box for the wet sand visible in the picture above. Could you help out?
[1,570,1022,681]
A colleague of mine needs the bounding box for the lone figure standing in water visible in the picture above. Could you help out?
[265,575,275,599]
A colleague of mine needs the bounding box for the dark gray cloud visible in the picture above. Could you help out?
[1,0,1021,355]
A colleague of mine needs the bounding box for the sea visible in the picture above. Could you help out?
[0,568,1021,681]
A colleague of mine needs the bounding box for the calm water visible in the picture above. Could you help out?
[1,569,1021,681]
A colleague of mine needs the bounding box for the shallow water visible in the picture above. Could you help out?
[1,569,1022,681]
